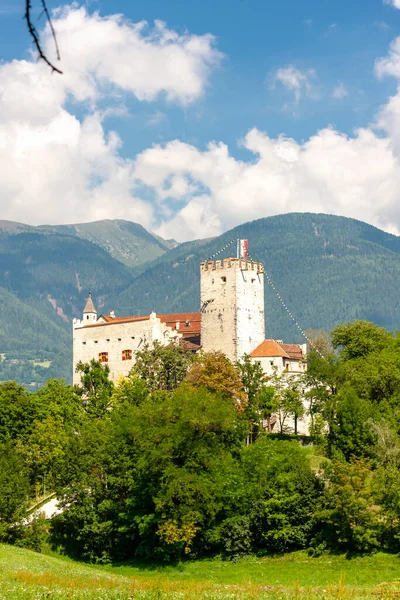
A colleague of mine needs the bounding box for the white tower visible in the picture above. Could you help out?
[200,257,265,362]
[82,291,97,325]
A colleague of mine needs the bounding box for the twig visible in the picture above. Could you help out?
[40,0,61,61]
[25,0,62,74]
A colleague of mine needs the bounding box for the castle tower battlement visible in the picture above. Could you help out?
[200,258,264,273]
[200,257,265,362]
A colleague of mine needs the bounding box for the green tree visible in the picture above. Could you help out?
[131,341,194,392]
[331,320,393,361]
[75,360,114,418]
[314,458,381,553]
[269,370,304,434]
[0,443,29,530]
[328,387,375,460]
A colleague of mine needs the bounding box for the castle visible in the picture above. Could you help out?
[73,245,307,430]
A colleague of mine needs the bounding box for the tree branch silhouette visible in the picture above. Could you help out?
[25,0,62,74]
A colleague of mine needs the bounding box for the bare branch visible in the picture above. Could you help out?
[25,0,62,74]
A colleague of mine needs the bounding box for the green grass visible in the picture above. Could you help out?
[1,544,400,599]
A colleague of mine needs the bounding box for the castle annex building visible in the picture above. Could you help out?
[73,250,306,387]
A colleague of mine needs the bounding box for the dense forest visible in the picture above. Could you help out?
[2,319,400,562]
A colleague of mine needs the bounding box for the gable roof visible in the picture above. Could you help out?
[250,339,304,360]
[280,343,304,360]
[158,313,201,335]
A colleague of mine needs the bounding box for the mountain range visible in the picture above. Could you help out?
[2,213,400,386]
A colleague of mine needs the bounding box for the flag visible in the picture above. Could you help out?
[239,239,248,258]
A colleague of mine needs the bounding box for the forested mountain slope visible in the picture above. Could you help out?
[45,219,177,267]
[0,219,176,269]
[115,213,400,342]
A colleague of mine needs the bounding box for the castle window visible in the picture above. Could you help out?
[82,342,86,345]
[94,340,98,344]
[99,352,108,363]
[270,360,274,366]
[118,338,121,341]
[185,321,191,327]
[86,315,89,320]
[122,349,132,361]
[106,339,110,342]
[221,276,227,284]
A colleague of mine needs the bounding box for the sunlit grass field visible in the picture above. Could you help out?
[1,543,400,599]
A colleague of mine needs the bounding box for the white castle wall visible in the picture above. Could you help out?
[200,258,265,362]
[72,313,179,384]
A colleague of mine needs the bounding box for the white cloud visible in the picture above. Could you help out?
[332,82,348,99]
[274,66,315,103]
[0,5,221,227]
[134,127,400,241]
[384,0,400,9]
[43,5,222,105]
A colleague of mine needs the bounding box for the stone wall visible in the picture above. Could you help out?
[200,258,265,362]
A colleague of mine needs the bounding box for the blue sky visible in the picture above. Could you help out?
[1,0,399,153]
[1,0,400,240]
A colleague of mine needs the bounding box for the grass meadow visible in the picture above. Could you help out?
[1,544,400,599]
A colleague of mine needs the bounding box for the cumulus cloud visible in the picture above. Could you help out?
[332,82,348,99]
[274,66,315,103]
[384,0,400,9]
[43,5,222,105]
[0,5,221,227]
[134,127,400,241]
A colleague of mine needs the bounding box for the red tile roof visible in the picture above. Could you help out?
[83,315,150,328]
[250,339,304,360]
[158,313,201,336]
[250,339,290,358]
[280,343,304,360]
[84,312,201,335]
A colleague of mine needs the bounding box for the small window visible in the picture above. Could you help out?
[94,340,98,344]
[221,276,227,284]
[122,349,132,361]
[118,338,121,342]
[270,360,274,366]
[82,342,86,345]
[99,352,108,363]
[106,338,110,342]
[185,321,191,328]
[86,315,89,320]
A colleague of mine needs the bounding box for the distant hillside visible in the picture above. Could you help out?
[0,287,71,387]
[0,219,177,269]
[114,213,400,343]
[44,220,177,267]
